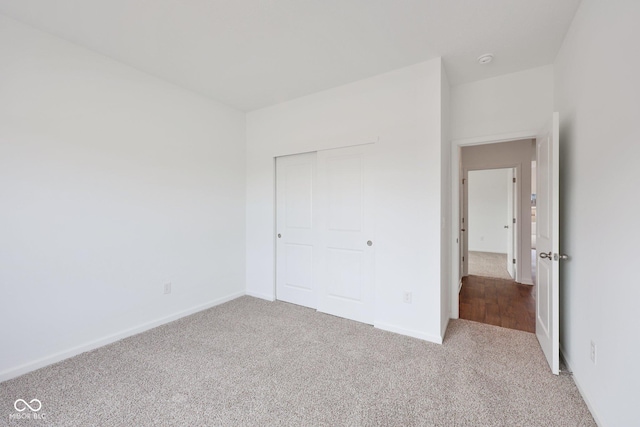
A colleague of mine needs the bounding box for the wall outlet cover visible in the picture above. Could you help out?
[403,292,412,304]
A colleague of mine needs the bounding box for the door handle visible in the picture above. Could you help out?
[540,251,552,259]
[504,225,509,229]
[554,253,569,261]
[367,240,373,246]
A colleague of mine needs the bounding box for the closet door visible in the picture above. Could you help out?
[275,153,317,309]
[316,145,375,324]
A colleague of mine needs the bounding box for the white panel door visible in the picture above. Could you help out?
[316,145,374,324]
[275,153,317,309]
[536,112,560,375]
[506,168,516,279]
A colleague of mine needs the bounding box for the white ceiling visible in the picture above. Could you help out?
[0,0,581,111]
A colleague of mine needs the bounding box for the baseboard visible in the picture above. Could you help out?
[0,291,244,383]
[374,321,443,344]
[560,346,605,427]
[245,290,275,301]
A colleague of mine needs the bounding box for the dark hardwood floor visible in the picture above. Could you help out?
[459,275,535,333]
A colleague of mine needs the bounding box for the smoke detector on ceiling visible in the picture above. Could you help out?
[477,54,494,64]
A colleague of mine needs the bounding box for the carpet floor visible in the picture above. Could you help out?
[0,297,595,426]
[468,251,513,280]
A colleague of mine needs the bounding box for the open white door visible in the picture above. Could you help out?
[275,153,317,309]
[536,112,560,374]
[316,145,375,324]
[506,168,516,279]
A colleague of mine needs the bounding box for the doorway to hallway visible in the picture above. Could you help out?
[458,141,536,334]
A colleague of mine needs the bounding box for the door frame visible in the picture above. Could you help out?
[506,167,517,279]
[462,165,521,281]
[450,131,537,318]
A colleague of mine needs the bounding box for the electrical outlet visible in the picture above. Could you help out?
[403,292,412,304]
[590,341,596,364]
[164,282,172,295]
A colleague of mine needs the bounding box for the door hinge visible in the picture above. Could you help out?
[513,218,516,224]
[513,258,516,264]
[462,256,465,262]
[462,178,466,184]
[462,217,465,223]
[513,177,516,183]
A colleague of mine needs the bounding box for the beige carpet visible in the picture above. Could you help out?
[468,251,513,280]
[0,297,594,426]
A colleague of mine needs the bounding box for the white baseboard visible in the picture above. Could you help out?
[0,291,244,383]
[245,290,275,301]
[560,346,605,427]
[374,321,443,344]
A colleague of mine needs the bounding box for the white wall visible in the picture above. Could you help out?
[461,140,534,284]
[554,1,640,425]
[451,65,554,141]
[246,59,447,343]
[467,169,510,253]
[0,16,246,380]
